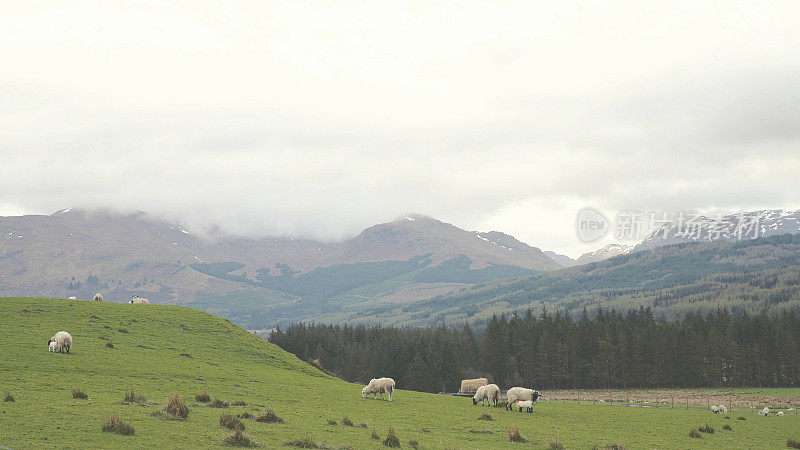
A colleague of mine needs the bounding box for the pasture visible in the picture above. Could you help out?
[1,297,798,448]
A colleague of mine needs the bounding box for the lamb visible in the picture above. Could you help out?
[361,377,395,401]
[777,411,784,417]
[93,293,103,302]
[472,384,500,407]
[48,331,72,354]
[758,407,770,416]
[719,405,728,415]
[505,387,540,411]
[48,341,60,352]
[129,295,150,304]
[515,400,534,413]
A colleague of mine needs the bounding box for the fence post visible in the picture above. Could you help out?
[671,396,674,409]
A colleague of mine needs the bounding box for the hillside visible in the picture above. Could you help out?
[0,210,558,328]
[317,234,800,326]
[2,297,799,449]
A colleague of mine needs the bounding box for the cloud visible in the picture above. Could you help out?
[1,1,800,257]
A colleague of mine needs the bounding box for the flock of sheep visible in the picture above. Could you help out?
[65,293,150,304]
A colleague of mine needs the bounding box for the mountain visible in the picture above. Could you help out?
[575,243,633,265]
[544,250,576,267]
[320,233,800,326]
[0,209,558,328]
[635,209,800,251]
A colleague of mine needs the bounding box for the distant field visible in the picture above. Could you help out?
[2,297,799,449]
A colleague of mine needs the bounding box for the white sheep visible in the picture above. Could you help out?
[68,296,77,300]
[93,293,103,302]
[472,384,500,407]
[361,377,395,401]
[48,341,60,352]
[515,400,534,413]
[129,295,150,304]
[48,331,72,354]
[711,405,719,414]
[777,411,784,417]
[505,387,540,411]
[758,407,770,416]
[720,405,728,415]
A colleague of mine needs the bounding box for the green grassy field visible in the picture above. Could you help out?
[1,297,799,449]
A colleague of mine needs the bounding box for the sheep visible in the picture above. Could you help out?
[93,293,103,302]
[472,384,500,407]
[68,296,77,300]
[361,377,395,401]
[48,341,60,352]
[129,295,150,304]
[515,400,534,413]
[777,411,784,417]
[711,405,719,414]
[48,331,72,354]
[460,378,488,394]
[505,387,540,411]
[758,407,770,416]
[720,405,728,415]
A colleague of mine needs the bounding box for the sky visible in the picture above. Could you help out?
[2,1,800,258]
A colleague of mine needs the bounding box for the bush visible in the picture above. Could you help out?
[383,426,400,448]
[124,390,146,404]
[222,429,260,447]
[408,440,419,449]
[254,409,285,423]
[722,424,732,431]
[209,399,230,408]
[102,414,135,436]
[163,393,189,420]
[371,428,381,440]
[220,414,246,431]
[196,391,211,403]
[689,428,701,439]
[788,439,800,449]
[327,419,337,426]
[698,424,715,434]
[508,426,526,443]
[478,412,493,421]
[341,416,354,427]
[4,392,14,402]
[548,440,565,449]
[283,436,323,448]
[72,389,88,399]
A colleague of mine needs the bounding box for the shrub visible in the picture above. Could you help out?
[508,426,525,443]
[327,419,337,426]
[124,390,146,404]
[341,416,354,427]
[106,342,114,348]
[222,429,260,447]
[283,436,323,448]
[209,399,230,408]
[548,440,565,449]
[102,414,135,436]
[689,428,701,439]
[788,439,800,449]
[231,400,247,406]
[698,424,715,434]
[220,414,246,431]
[383,426,400,448]
[371,428,381,440]
[478,412,493,421]
[163,393,189,420]
[72,389,88,399]
[3,392,14,402]
[722,424,732,431]
[737,416,747,421]
[408,440,419,449]
[254,409,285,423]
[196,391,211,403]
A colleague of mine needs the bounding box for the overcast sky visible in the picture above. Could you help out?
[2,1,800,257]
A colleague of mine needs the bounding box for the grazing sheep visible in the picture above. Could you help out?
[48,341,60,352]
[129,295,149,304]
[711,405,719,414]
[777,411,784,417]
[93,293,103,302]
[758,407,770,416]
[472,384,500,407]
[361,377,395,401]
[460,378,488,394]
[515,400,534,413]
[720,405,728,415]
[505,387,540,411]
[48,331,72,354]
[68,296,77,300]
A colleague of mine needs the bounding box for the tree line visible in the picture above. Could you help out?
[269,307,800,392]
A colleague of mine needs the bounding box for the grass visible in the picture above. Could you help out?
[478,412,493,421]
[4,392,14,402]
[2,297,800,449]
[72,389,89,399]
[788,438,800,449]
[163,393,189,420]
[209,398,229,408]
[283,436,325,448]
[123,389,147,405]
[220,414,246,431]
[102,414,135,436]
[222,429,260,447]
[253,409,284,423]
[699,424,715,434]
[341,416,353,427]
[383,426,400,447]
[508,426,525,443]
[196,391,211,403]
